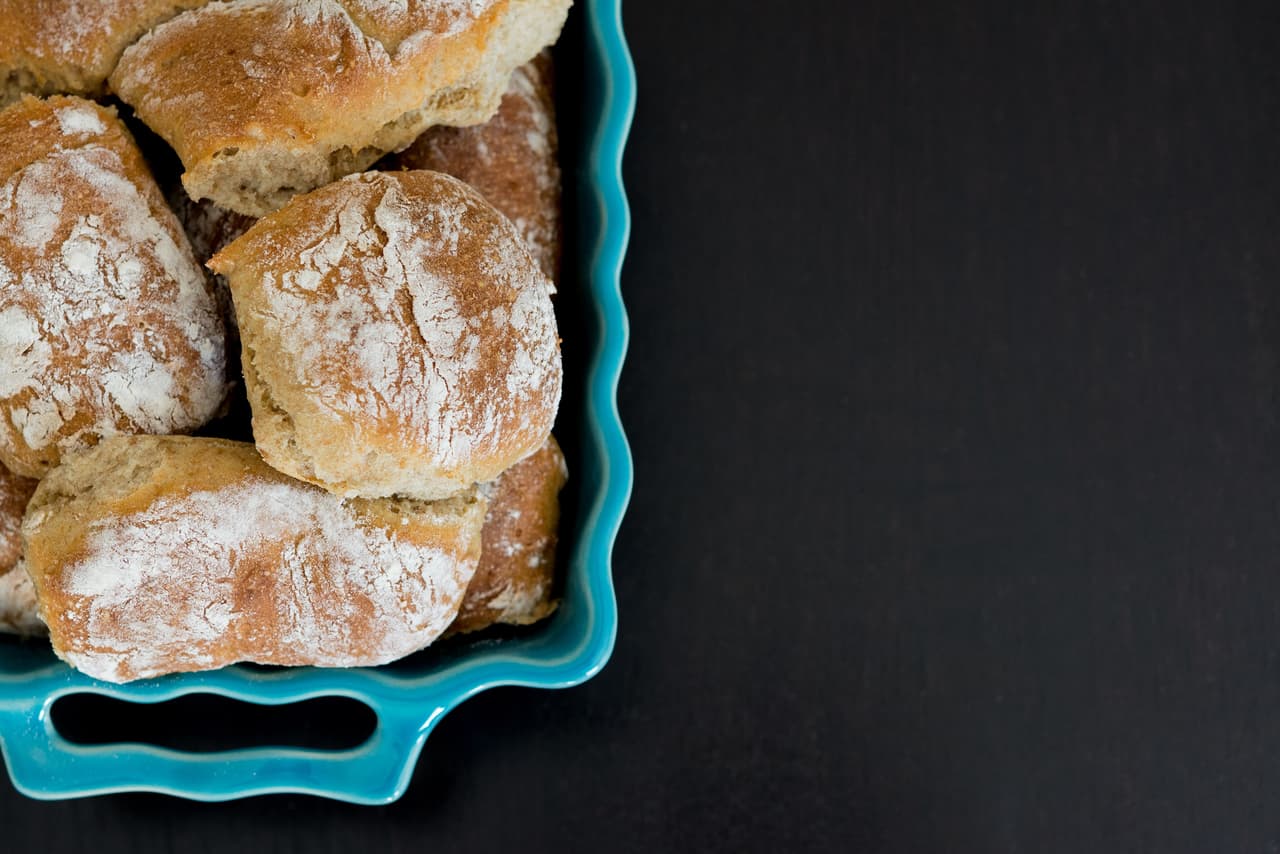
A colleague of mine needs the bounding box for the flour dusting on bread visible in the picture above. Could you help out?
[448,434,563,634]
[211,170,561,500]
[62,480,472,681]
[0,0,210,105]
[391,55,560,280]
[343,0,498,49]
[0,96,226,477]
[24,436,487,682]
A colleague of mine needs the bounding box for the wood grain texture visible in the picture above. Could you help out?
[5,1,1280,851]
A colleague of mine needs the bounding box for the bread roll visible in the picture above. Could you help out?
[110,0,572,216]
[0,0,207,106]
[450,435,565,635]
[209,170,561,501]
[0,463,39,635]
[23,436,487,683]
[0,95,227,478]
[391,53,561,281]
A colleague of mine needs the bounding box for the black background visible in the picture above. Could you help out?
[6,1,1280,851]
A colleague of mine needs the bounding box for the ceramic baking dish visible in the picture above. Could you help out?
[0,0,634,804]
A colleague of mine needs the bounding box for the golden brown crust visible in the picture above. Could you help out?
[23,435,488,682]
[0,95,227,478]
[391,53,560,280]
[110,0,572,216]
[339,0,498,53]
[209,170,561,501]
[449,435,565,634]
[0,0,208,105]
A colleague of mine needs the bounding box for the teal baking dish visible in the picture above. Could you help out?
[0,0,634,804]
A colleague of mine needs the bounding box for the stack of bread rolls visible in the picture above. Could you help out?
[0,0,573,683]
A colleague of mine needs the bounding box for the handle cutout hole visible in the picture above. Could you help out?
[50,694,377,753]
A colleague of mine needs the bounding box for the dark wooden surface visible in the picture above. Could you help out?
[6,1,1280,850]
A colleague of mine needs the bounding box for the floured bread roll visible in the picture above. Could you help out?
[209,170,562,501]
[449,435,566,635]
[23,435,487,683]
[0,0,207,106]
[0,463,39,635]
[0,95,227,478]
[391,53,561,281]
[111,0,572,216]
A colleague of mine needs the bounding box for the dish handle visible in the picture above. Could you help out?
[0,686,441,804]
